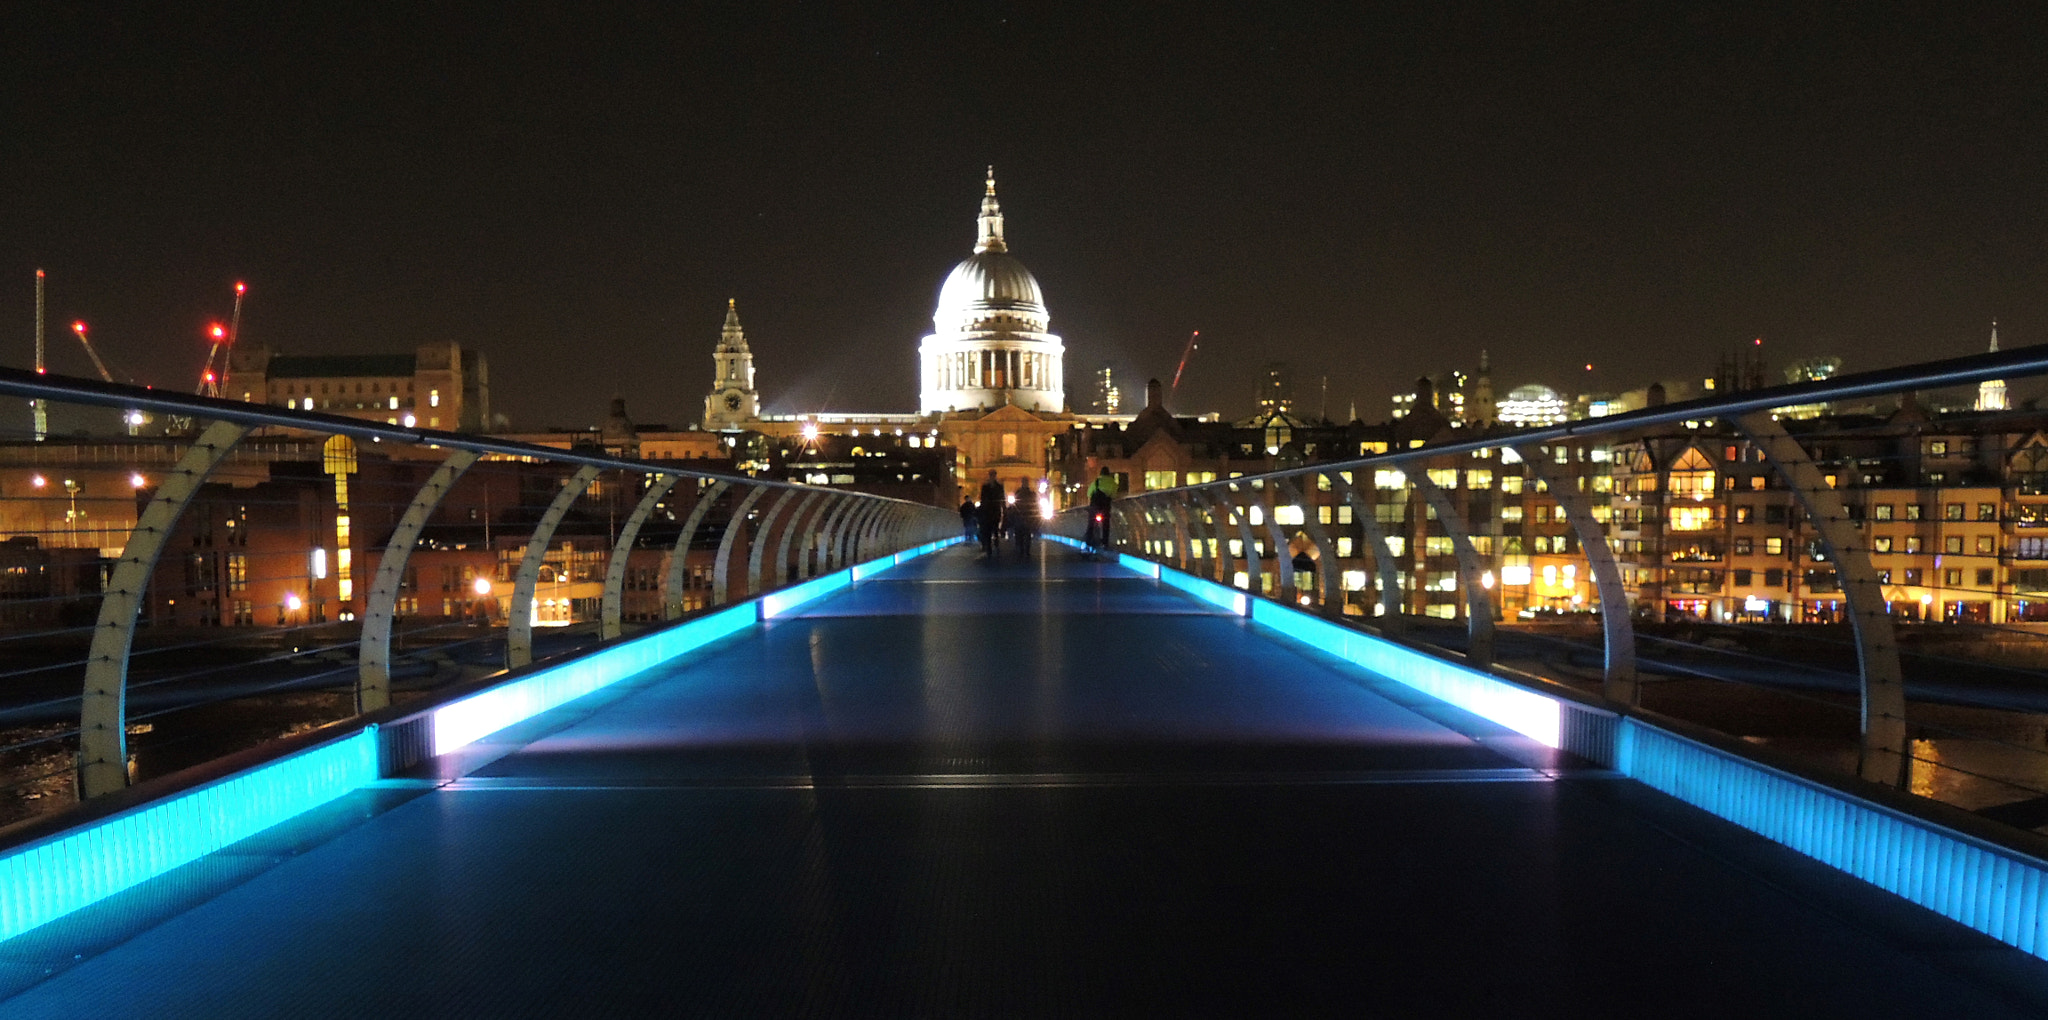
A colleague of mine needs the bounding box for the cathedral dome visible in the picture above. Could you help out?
[934,251,1048,333]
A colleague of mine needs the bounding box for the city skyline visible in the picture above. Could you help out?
[3,4,2045,429]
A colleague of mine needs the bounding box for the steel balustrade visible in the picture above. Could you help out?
[0,370,950,803]
[508,465,602,668]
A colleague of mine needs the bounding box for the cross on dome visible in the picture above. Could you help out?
[977,167,1007,253]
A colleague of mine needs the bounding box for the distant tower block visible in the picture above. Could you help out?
[1977,323,2009,412]
[703,299,761,430]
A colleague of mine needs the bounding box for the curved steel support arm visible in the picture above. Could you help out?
[1326,470,1406,631]
[1519,445,1638,704]
[771,490,827,587]
[602,474,682,640]
[1256,484,1294,595]
[1737,411,1907,786]
[1409,467,1496,666]
[662,479,730,620]
[713,486,768,606]
[79,420,252,798]
[1278,477,1342,617]
[746,490,800,596]
[508,465,602,667]
[360,448,482,713]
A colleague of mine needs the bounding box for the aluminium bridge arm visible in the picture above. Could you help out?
[508,465,602,668]
[1408,467,1497,667]
[1737,410,1907,787]
[1325,469,1406,633]
[662,479,730,620]
[1517,444,1638,704]
[602,473,682,640]
[360,448,481,714]
[79,420,252,798]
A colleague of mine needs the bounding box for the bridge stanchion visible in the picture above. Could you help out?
[1327,469,1407,634]
[1738,411,1908,787]
[359,448,481,714]
[772,490,827,587]
[1190,489,1229,584]
[662,479,730,620]
[509,465,603,667]
[826,495,867,571]
[807,495,851,576]
[1227,485,1263,594]
[1279,477,1342,618]
[78,420,253,799]
[744,489,801,598]
[843,500,881,566]
[813,496,852,573]
[1255,482,1295,602]
[1409,462,1497,667]
[1520,443,1638,705]
[713,486,768,606]
[1169,499,1194,572]
[601,472,682,640]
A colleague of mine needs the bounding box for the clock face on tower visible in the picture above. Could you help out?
[725,393,742,411]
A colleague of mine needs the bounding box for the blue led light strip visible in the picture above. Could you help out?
[0,536,963,943]
[0,730,379,942]
[1126,548,2048,962]
[1618,720,2048,959]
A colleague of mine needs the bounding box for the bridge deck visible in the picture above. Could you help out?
[3,546,2044,1017]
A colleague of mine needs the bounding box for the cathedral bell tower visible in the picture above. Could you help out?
[702,299,760,430]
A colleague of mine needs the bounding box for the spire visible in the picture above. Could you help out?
[975,166,1007,254]
[720,298,748,351]
[1977,321,2009,411]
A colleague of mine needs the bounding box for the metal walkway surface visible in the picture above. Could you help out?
[3,546,2046,1018]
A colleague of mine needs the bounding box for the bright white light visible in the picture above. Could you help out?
[311,548,327,579]
[284,593,302,612]
[1481,570,1496,590]
[125,410,144,426]
[30,475,46,489]
[403,414,417,428]
[801,421,820,441]
[129,473,146,488]
[473,576,493,596]
[1744,595,1769,612]
[1501,565,1532,586]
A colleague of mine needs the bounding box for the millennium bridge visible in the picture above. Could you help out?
[1,354,2047,1015]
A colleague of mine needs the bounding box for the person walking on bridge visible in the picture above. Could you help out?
[1086,466,1118,555]
[977,470,1005,560]
[1010,479,1038,558]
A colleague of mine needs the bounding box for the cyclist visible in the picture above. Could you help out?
[1085,466,1117,556]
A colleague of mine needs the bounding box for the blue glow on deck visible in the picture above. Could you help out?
[760,568,855,619]
[0,729,379,941]
[1618,720,2048,961]
[1240,592,1562,748]
[0,535,960,945]
[434,603,758,755]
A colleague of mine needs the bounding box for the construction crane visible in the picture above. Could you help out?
[70,321,146,436]
[1169,330,1200,405]
[69,321,116,383]
[31,269,46,441]
[198,281,245,398]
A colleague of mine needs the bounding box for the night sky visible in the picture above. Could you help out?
[5,2,2046,429]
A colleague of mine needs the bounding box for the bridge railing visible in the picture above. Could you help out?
[0,368,952,826]
[1066,344,2048,833]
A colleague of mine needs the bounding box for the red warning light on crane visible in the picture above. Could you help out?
[71,322,86,335]
[209,324,226,340]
